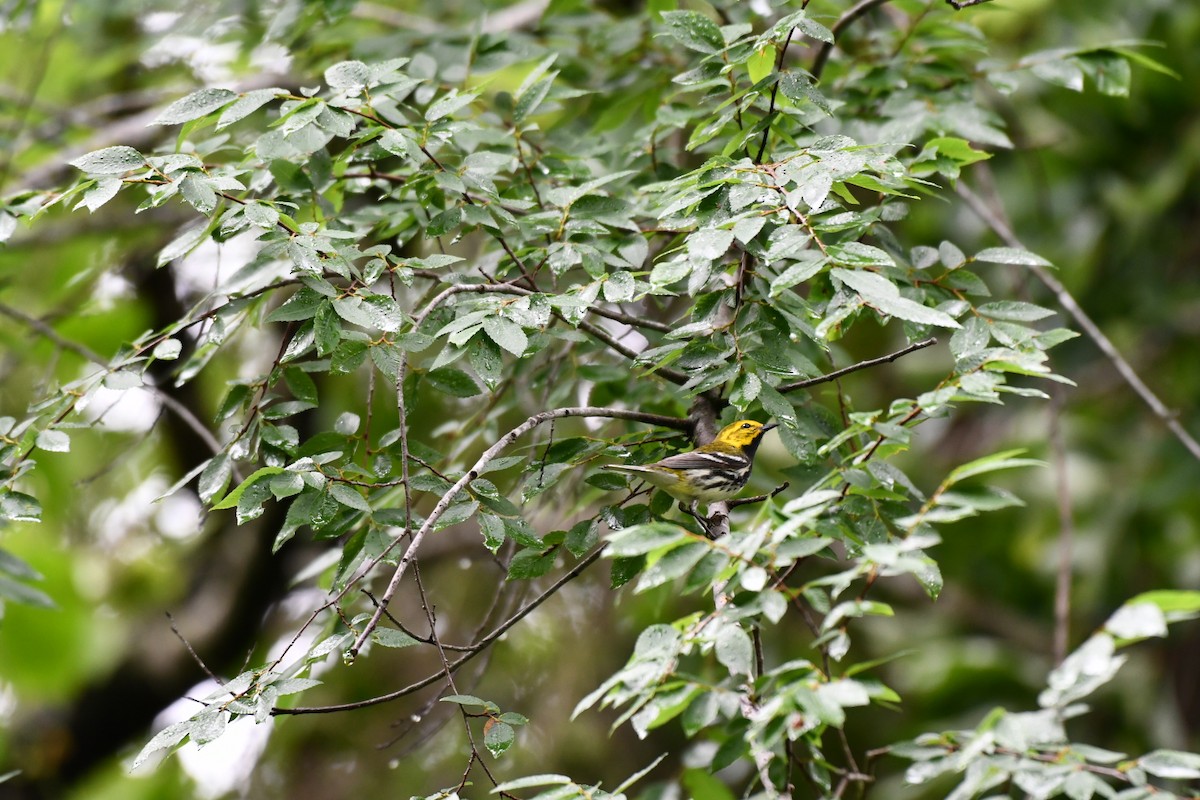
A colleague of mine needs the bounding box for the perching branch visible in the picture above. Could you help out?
[956,181,1200,463]
[778,337,937,394]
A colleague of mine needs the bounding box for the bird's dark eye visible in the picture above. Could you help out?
[742,422,752,429]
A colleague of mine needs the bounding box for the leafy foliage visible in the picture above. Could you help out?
[0,1,1196,799]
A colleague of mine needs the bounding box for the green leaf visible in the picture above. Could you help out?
[482,316,527,357]
[211,467,285,510]
[325,60,369,92]
[425,367,480,397]
[132,719,194,770]
[715,624,753,677]
[34,429,70,453]
[1139,750,1200,780]
[372,628,420,648]
[216,88,283,129]
[831,268,961,329]
[152,339,182,360]
[0,491,42,523]
[660,10,725,54]
[441,694,496,710]
[492,775,574,792]
[425,89,480,122]
[606,522,690,557]
[977,301,1055,322]
[179,174,218,214]
[974,247,1052,267]
[1125,590,1200,617]
[507,547,556,580]
[329,483,371,513]
[945,449,1044,485]
[484,720,516,758]
[153,88,238,125]
[0,574,56,609]
[688,229,735,260]
[198,455,233,504]
[69,146,146,175]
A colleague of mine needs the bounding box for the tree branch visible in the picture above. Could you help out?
[778,337,937,394]
[811,0,893,81]
[0,301,226,459]
[344,407,688,660]
[278,546,606,715]
[956,180,1200,463]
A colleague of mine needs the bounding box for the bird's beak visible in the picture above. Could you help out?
[762,423,778,433]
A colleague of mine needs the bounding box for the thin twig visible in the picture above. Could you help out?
[0,301,226,459]
[778,338,937,394]
[728,482,790,509]
[166,612,222,686]
[754,27,796,164]
[956,181,1200,462]
[811,0,894,81]
[344,407,688,660]
[276,547,606,715]
[1050,389,1074,665]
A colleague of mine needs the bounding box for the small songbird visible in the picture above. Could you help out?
[605,419,777,505]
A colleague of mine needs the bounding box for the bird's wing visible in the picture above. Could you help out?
[653,450,749,471]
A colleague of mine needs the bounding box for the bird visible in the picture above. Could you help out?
[604,419,777,510]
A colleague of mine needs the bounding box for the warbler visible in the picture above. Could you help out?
[605,419,777,505]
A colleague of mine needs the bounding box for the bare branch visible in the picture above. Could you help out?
[1050,389,1074,665]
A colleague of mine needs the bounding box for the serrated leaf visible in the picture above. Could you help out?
[605,521,689,557]
[329,483,370,513]
[152,339,182,360]
[79,177,122,212]
[1139,750,1200,780]
[132,719,194,770]
[198,455,232,504]
[179,174,218,214]
[977,301,1056,322]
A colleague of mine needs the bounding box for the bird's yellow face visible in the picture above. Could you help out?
[713,419,776,449]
